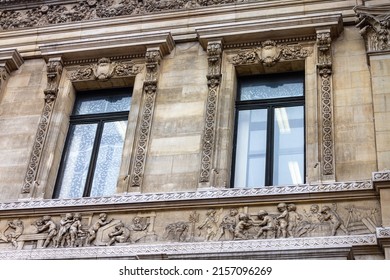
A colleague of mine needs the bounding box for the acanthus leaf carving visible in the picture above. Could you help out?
[354,5,390,52]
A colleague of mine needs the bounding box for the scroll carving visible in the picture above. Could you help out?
[21,57,63,194]
[0,0,250,31]
[69,57,142,82]
[130,48,162,188]
[354,5,390,52]
[199,41,223,185]
[317,30,334,178]
[231,40,311,66]
[372,171,390,182]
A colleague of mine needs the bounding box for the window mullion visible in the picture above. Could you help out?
[265,106,275,186]
[83,120,105,197]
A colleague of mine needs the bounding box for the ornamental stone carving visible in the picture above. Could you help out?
[21,57,63,194]
[0,0,251,31]
[199,41,223,185]
[69,57,142,81]
[0,200,381,251]
[316,29,335,179]
[354,5,390,52]
[230,40,311,66]
[130,48,162,188]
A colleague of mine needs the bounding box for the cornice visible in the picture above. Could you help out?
[0,234,377,259]
[0,180,374,213]
[0,48,24,73]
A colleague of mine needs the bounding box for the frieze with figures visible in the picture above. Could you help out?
[0,201,380,250]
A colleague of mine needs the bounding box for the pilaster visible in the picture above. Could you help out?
[199,40,223,188]
[316,28,335,181]
[20,57,63,197]
[129,47,162,190]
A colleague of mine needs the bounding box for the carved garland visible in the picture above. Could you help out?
[21,58,63,194]
[130,48,162,188]
[199,41,223,185]
[316,30,334,177]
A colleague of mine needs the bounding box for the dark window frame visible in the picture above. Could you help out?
[53,88,132,198]
[231,72,306,188]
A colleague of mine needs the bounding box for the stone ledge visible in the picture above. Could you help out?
[0,181,373,212]
[0,234,377,260]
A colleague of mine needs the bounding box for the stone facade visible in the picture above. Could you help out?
[0,0,390,259]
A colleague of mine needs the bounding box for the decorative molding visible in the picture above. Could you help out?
[316,29,335,179]
[376,227,390,238]
[199,41,223,185]
[0,0,254,31]
[372,171,390,182]
[225,36,317,49]
[0,234,377,259]
[0,49,24,88]
[354,5,390,53]
[21,57,63,194]
[129,47,162,188]
[69,57,142,82]
[230,40,311,66]
[2,180,373,211]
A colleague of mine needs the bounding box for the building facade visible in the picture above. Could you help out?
[0,0,389,259]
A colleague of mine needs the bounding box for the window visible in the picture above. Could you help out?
[54,88,131,198]
[233,72,305,188]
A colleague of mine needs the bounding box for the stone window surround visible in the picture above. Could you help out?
[18,33,175,200]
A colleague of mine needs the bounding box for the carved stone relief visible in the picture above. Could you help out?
[0,200,380,251]
[0,0,251,31]
[21,57,63,194]
[69,57,142,82]
[230,40,311,66]
[316,29,335,179]
[354,5,390,52]
[199,41,222,185]
[129,48,162,188]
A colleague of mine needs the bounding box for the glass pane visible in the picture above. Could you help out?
[234,109,267,188]
[73,91,131,115]
[240,74,304,101]
[273,106,304,185]
[90,120,127,197]
[57,123,97,198]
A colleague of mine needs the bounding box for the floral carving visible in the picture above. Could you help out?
[230,41,311,66]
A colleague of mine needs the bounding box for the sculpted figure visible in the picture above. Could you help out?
[69,213,84,247]
[86,213,112,246]
[234,213,252,240]
[107,222,130,246]
[55,213,74,247]
[217,208,238,241]
[287,203,300,237]
[5,219,24,247]
[198,209,220,241]
[36,215,58,248]
[255,210,276,239]
[276,203,289,238]
[321,206,349,236]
